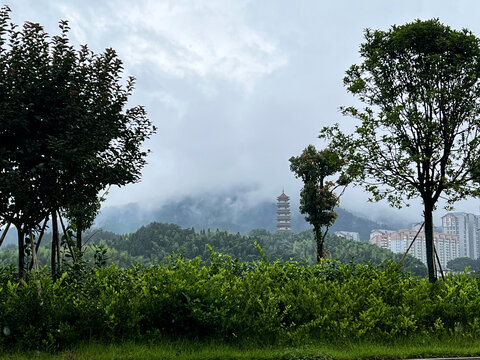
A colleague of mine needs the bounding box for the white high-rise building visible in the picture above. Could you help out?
[334,231,361,242]
[388,226,458,268]
[442,212,480,259]
[370,229,395,248]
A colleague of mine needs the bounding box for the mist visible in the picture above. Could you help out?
[6,0,480,227]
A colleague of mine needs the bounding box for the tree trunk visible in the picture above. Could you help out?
[34,218,48,254]
[52,211,59,278]
[314,225,323,263]
[29,218,47,271]
[29,229,38,272]
[17,225,24,280]
[58,212,75,262]
[424,202,437,283]
[76,227,82,252]
[0,222,11,248]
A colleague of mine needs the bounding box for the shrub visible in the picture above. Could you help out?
[1,256,479,350]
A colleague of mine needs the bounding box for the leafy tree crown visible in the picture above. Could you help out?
[321,19,480,209]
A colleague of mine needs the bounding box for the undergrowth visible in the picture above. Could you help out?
[1,250,479,352]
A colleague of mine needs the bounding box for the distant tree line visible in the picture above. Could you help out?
[447,257,480,273]
[0,222,427,276]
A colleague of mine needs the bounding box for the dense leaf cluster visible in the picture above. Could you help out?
[0,223,427,275]
[290,146,345,261]
[0,6,155,277]
[448,257,480,272]
[0,257,477,350]
[321,19,480,282]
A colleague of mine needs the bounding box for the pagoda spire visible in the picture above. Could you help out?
[276,190,291,232]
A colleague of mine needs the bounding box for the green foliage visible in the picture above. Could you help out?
[290,146,346,261]
[324,19,480,206]
[0,257,477,351]
[321,19,480,281]
[324,235,427,277]
[0,6,156,276]
[0,224,426,275]
[448,257,480,272]
[6,338,480,360]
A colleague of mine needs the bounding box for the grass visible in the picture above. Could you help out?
[319,336,480,359]
[3,336,480,360]
[0,341,331,360]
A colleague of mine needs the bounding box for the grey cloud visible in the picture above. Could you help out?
[8,0,480,226]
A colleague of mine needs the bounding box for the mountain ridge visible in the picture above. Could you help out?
[94,193,405,240]
[0,193,408,247]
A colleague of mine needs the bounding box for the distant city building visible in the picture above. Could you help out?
[369,229,395,248]
[276,191,291,232]
[387,226,458,268]
[334,231,360,242]
[442,212,480,259]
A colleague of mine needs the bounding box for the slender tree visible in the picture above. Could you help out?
[321,19,480,282]
[289,145,346,262]
[0,7,156,277]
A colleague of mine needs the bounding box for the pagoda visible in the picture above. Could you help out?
[276,190,291,232]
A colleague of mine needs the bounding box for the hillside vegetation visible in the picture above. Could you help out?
[0,222,426,276]
[93,192,402,238]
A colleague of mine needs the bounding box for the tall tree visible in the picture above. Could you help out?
[0,7,156,277]
[321,19,480,282]
[289,145,346,262]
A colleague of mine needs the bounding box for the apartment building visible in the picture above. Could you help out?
[442,212,480,259]
[334,231,361,242]
[369,229,394,248]
[370,226,458,268]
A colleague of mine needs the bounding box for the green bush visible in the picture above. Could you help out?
[0,254,478,350]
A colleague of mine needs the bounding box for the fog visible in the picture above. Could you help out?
[8,0,480,225]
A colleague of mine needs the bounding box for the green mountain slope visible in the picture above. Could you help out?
[94,192,402,240]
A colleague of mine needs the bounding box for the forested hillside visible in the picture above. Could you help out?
[93,192,404,239]
[0,222,426,275]
[0,192,403,247]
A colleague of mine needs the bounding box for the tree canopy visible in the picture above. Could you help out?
[321,19,480,282]
[0,222,427,276]
[290,145,346,262]
[0,6,156,277]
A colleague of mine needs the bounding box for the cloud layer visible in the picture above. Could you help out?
[55,0,287,92]
[8,0,480,225]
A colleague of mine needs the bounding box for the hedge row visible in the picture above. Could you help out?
[0,253,479,350]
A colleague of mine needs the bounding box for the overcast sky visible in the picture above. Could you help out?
[8,1,480,224]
